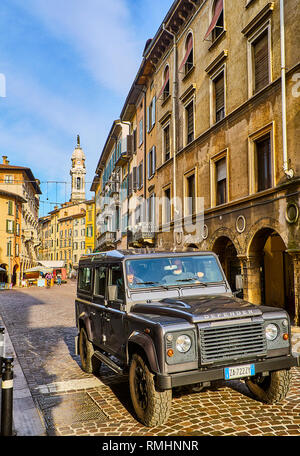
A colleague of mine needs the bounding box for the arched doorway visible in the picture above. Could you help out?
[248,228,295,320]
[12,264,19,287]
[212,236,241,293]
[0,264,8,285]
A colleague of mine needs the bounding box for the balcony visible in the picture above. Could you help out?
[97,231,116,249]
[131,222,156,246]
[115,135,133,166]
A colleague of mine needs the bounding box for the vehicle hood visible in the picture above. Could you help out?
[130,295,278,324]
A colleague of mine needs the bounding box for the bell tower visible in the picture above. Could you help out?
[70,135,86,202]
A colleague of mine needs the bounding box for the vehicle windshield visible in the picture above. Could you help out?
[125,255,224,289]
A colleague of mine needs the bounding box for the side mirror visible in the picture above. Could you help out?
[107,285,118,301]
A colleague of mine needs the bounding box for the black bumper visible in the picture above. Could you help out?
[156,354,300,390]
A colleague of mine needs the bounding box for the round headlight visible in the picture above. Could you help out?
[176,335,192,353]
[265,323,278,341]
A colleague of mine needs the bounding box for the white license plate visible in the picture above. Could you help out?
[224,363,255,380]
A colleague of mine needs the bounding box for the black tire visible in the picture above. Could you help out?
[78,327,101,374]
[129,353,172,427]
[246,369,292,404]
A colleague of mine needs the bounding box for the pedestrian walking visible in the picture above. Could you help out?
[57,274,62,286]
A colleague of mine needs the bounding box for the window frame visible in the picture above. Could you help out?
[248,123,275,194]
[209,64,226,126]
[210,149,229,207]
[247,20,272,97]
[184,97,195,146]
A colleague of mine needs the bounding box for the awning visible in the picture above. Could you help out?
[179,34,193,71]
[204,0,223,40]
[24,267,53,274]
[38,261,65,268]
[158,67,169,98]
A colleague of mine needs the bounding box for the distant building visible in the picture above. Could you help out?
[0,155,41,286]
[38,137,95,275]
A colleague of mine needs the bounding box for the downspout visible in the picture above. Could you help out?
[163,24,178,250]
[280,0,294,179]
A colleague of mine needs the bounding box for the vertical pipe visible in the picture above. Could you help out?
[280,0,294,179]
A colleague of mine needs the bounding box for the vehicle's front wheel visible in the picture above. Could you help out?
[246,369,292,404]
[129,353,172,427]
[78,327,101,374]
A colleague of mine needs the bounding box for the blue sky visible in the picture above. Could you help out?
[0,0,174,216]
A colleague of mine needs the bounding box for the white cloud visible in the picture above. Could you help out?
[12,0,140,96]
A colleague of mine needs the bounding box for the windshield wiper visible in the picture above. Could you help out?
[176,278,207,286]
[135,281,170,290]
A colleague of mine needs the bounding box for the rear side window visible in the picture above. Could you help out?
[94,266,107,296]
[78,267,92,292]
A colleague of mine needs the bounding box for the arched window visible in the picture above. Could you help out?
[76,177,81,190]
[158,65,170,101]
[179,33,193,75]
[204,0,224,42]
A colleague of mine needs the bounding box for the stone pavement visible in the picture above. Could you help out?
[0,282,299,437]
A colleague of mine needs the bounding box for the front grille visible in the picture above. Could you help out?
[199,321,267,365]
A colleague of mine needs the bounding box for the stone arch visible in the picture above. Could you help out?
[209,226,243,256]
[244,220,295,320]
[210,232,242,293]
[245,217,287,257]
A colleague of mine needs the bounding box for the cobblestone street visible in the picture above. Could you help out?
[0,282,299,437]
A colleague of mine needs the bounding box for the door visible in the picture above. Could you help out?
[102,263,126,361]
[90,264,108,347]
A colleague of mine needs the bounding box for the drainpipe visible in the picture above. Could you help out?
[163,24,178,249]
[280,0,294,179]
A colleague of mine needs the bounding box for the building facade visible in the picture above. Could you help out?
[0,156,41,285]
[92,0,300,325]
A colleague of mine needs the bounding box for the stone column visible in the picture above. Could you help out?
[287,250,300,327]
[239,254,263,305]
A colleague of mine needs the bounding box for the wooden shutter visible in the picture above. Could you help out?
[257,135,272,191]
[215,72,224,119]
[128,172,133,196]
[164,125,170,160]
[254,31,269,93]
[186,101,194,143]
[152,96,156,127]
[133,167,137,191]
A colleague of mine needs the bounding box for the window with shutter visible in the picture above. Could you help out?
[214,72,225,122]
[128,172,133,196]
[186,101,194,144]
[138,162,143,189]
[256,134,272,191]
[216,157,227,205]
[164,187,171,223]
[133,166,137,191]
[253,30,269,93]
[164,125,170,161]
[186,174,195,215]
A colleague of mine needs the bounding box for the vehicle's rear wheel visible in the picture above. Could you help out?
[79,327,101,374]
[129,353,172,427]
[246,369,292,404]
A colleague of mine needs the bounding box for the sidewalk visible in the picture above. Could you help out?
[1,318,47,436]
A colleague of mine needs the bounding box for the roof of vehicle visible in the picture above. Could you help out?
[79,249,217,263]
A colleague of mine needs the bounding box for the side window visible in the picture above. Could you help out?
[110,264,125,301]
[94,266,107,296]
[78,267,92,292]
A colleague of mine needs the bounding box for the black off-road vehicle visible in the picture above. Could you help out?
[75,250,299,426]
